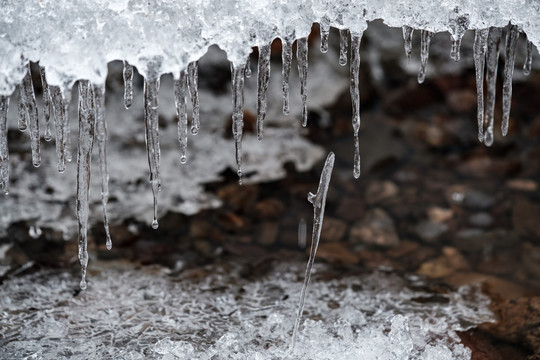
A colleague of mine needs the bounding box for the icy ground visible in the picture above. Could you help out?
[0,261,494,360]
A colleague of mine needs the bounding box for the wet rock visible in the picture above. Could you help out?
[217,183,259,211]
[453,229,486,253]
[513,199,540,240]
[415,220,449,243]
[320,217,347,242]
[256,222,279,246]
[464,189,496,210]
[335,198,365,222]
[506,179,538,192]
[217,212,249,232]
[427,207,454,222]
[189,217,224,242]
[522,243,540,280]
[417,247,469,278]
[349,208,399,247]
[365,181,399,205]
[254,198,285,220]
[469,212,493,227]
[446,89,477,113]
[317,242,359,264]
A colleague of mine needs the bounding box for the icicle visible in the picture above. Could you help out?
[523,40,533,76]
[231,62,246,185]
[76,80,96,290]
[123,60,133,109]
[417,30,433,84]
[17,86,27,132]
[281,38,292,115]
[502,25,519,137]
[350,33,362,179]
[320,23,330,53]
[143,77,162,229]
[449,14,469,62]
[0,96,9,195]
[93,83,112,250]
[402,26,414,62]
[290,151,335,354]
[339,29,348,66]
[485,27,502,147]
[297,37,309,127]
[187,61,200,135]
[256,44,271,141]
[39,66,53,141]
[473,29,489,143]
[245,56,252,78]
[50,86,70,173]
[174,70,188,164]
[21,63,41,167]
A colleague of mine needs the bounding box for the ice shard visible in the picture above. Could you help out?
[523,40,533,76]
[297,37,309,127]
[76,80,96,290]
[402,26,414,62]
[50,86,70,173]
[256,44,271,141]
[143,77,162,229]
[39,66,53,142]
[484,27,502,147]
[502,25,519,137]
[449,11,470,62]
[339,29,349,66]
[320,23,330,53]
[21,64,41,167]
[17,86,27,132]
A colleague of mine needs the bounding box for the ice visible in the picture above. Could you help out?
[50,86,70,173]
[188,61,200,135]
[402,26,414,62]
[231,62,246,184]
[418,30,434,84]
[21,64,41,167]
[350,33,363,179]
[320,23,330,53]
[339,29,349,66]
[245,56,252,78]
[174,70,189,164]
[523,39,533,75]
[484,27,502,147]
[0,262,496,359]
[123,61,133,109]
[17,86,27,132]
[291,152,335,352]
[296,37,309,127]
[502,25,519,137]
[0,96,9,194]
[281,39,293,115]
[39,66,53,141]
[256,44,271,141]
[473,29,488,143]
[143,78,162,230]
[448,9,470,62]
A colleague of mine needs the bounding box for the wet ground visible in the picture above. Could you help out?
[1,24,540,359]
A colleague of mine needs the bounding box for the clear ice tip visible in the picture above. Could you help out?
[106,237,112,250]
[151,219,159,229]
[180,155,187,164]
[80,279,87,290]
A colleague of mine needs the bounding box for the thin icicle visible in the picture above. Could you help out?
[281,38,292,115]
[174,70,188,164]
[485,27,502,147]
[187,61,200,135]
[50,86,70,173]
[76,80,95,290]
[256,44,271,141]
[320,23,330,53]
[339,29,348,66]
[21,63,41,167]
[449,14,469,62]
[0,96,9,195]
[231,62,246,185]
[502,24,519,137]
[143,77,162,229]
[93,83,112,250]
[40,66,53,141]
[350,33,362,179]
[290,151,335,354]
[245,56,252,78]
[17,86,27,132]
[123,60,133,109]
[523,40,533,76]
[297,37,309,127]
[402,26,414,62]
[418,30,433,84]
[473,29,489,143]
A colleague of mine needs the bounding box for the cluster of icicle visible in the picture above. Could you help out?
[0,22,535,289]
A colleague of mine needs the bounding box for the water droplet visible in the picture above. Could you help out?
[151,219,159,229]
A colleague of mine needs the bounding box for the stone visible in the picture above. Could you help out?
[365,181,399,205]
[320,217,347,242]
[427,206,453,222]
[506,179,538,192]
[415,220,449,243]
[349,208,399,247]
[513,199,540,240]
[217,183,259,211]
[256,222,279,246]
[335,198,365,222]
[217,211,249,232]
[468,212,493,227]
[254,198,285,220]
[316,242,359,264]
[417,247,469,278]
[464,189,496,210]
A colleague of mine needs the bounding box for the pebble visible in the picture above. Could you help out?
[320,217,348,242]
[365,181,399,205]
[349,208,399,247]
[513,199,540,240]
[415,220,449,243]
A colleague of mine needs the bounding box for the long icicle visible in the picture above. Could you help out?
[281,38,292,115]
[350,33,362,179]
[22,63,41,167]
[17,85,27,132]
[320,23,330,53]
[0,96,9,195]
[523,40,533,76]
[50,86,69,173]
[339,29,348,66]
[245,56,252,78]
[256,44,271,141]
[290,151,335,354]
[231,62,246,185]
[143,77,162,229]
[187,61,200,135]
[473,29,489,143]
[485,27,502,147]
[76,80,95,290]
[297,37,309,127]
[123,60,133,109]
[502,24,519,137]
[402,26,414,62]
[40,66,53,141]
[174,70,188,164]
[418,30,433,84]
[93,83,112,250]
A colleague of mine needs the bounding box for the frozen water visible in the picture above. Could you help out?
[0,261,495,360]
